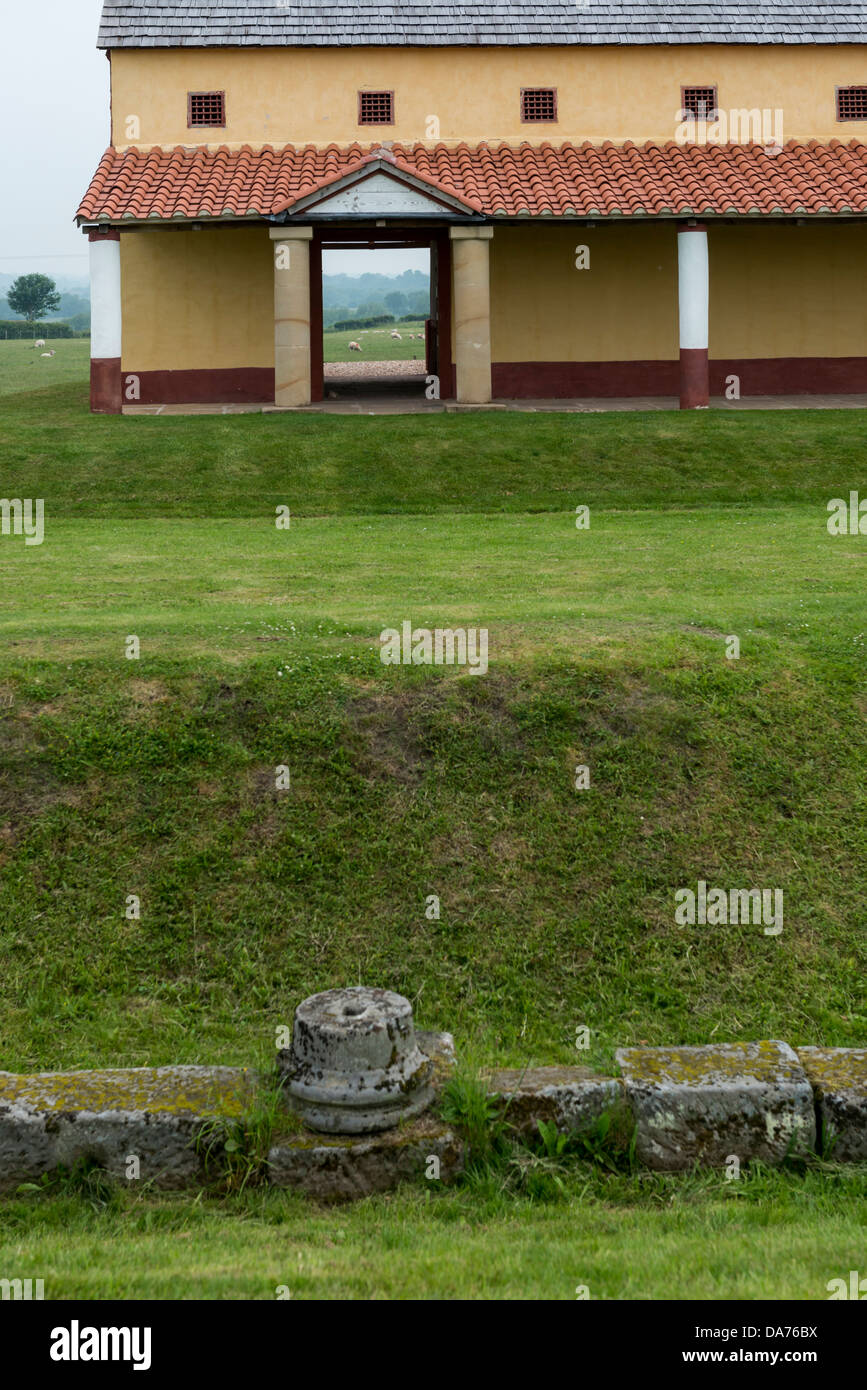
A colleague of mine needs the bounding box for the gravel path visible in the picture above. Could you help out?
[324,360,427,379]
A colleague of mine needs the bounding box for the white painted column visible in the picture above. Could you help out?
[88,228,122,413]
[270,225,313,408]
[677,223,709,409]
[450,225,493,404]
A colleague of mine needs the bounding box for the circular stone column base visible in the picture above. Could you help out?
[282,986,435,1134]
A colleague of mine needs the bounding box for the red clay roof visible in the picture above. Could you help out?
[76,139,867,222]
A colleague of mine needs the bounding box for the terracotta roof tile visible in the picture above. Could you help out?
[77,140,867,223]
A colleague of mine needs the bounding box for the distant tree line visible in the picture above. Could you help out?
[0,321,82,339]
[0,274,90,334]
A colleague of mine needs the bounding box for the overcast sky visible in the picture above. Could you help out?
[0,0,426,284]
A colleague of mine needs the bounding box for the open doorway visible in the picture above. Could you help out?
[312,232,452,403]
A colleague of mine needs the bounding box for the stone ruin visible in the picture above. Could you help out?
[0,984,865,1200]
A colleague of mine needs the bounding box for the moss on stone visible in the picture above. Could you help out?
[0,1066,255,1118]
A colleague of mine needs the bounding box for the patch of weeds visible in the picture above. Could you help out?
[195,1072,286,1194]
[18,1156,120,1213]
[440,1060,508,1167]
[572,1106,638,1174]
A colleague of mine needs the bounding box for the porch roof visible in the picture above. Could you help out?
[76,139,867,224]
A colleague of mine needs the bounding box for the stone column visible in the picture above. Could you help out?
[270,225,313,408]
[88,228,122,414]
[677,223,709,409]
[449,226,493,404]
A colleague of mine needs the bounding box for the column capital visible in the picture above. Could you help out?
[270,225,313,241]
[450,225,494,241]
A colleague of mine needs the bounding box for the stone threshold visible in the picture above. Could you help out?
[0,1042,864,1200]
[122,394,867,417]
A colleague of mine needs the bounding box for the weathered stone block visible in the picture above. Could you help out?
[616,1041,815,1170]
[416,1029,457,1088]
[280,987,435,1134]
[268,1115,463,1200]
[798,1047,867,1161]
[485,1066,621,1137]
[0,1066,254,1192]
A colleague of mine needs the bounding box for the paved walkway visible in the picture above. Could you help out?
[125,380,867,416]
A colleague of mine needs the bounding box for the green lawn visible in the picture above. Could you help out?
[0,365,865,1298]
[0,337,91,396]
[323,319,427,362]
[3,1165,865,1300]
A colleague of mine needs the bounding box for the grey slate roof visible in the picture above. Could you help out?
[97,1,867,48]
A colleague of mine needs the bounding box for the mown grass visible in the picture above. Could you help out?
[2,1163,864,1299]
[323,319,427,362]
[0,369,865,1298]
[1,371,865,518]
[0,338,91,396]
[0,508,863,1071]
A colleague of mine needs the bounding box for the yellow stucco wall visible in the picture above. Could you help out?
[110,45,867,149]
[490,222,867,361]
[490,224,678,361]
[708,223,867,357]
[121,225,273,371]
[120,222,867,371]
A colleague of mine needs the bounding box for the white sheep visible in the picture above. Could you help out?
[34,339,46,349]
[348,341,362,352]
[40,350,56,358]
[390,331,402,340]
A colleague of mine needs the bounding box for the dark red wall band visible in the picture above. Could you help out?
[680,347,710,409]
[90,357,123,414]
[113,358,867,408]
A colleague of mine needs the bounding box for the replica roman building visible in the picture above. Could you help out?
[79,0,867,412]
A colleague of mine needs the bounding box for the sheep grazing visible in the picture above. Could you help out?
[34,339,46,349]
[390,331,402,340]
[348,341,362,352]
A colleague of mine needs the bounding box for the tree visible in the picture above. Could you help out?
[384,290,409,315]
[7,274,61,325]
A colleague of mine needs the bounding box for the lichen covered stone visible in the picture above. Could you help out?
[268,1115,463,1200]
[798,1047,867,1161]
[485,1066,621,1137]
[281,987,435,1134]
[616,1041,815,1171]
[0,1066,254,1191]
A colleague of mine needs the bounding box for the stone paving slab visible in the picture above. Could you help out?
[0,1066,254,1192]
[798,1047,867,1162]
[125,393,867,417]
[616,1041,815,1170]
[485,1065,621,1136]
[268,1115,463,1200]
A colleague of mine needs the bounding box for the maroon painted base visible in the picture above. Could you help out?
[680,348,710,409]
[710,357,867,396]
[106,359,867,411]
[90,357,122,414]
[491,358,867,400]
[123,367,275,407]
[491,360,679,399]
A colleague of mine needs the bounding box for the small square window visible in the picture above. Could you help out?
[358,91,394,125]
[681,85,718,120]
[837,86,867,120]
[521,88,558,123]
[188,91,226,128]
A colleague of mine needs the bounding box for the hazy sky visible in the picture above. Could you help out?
[0,1,426,283]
